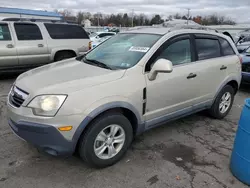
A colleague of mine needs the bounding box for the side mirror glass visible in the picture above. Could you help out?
[148,59,173,81]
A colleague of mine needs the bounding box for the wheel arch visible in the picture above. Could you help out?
[213,78,240,104]
[72,102,143,151]
[51,48,78,61]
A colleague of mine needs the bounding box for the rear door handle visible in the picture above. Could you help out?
[187,73,197,79]
[6,44,14,48]
[38,44,44,47]
[220,65,227,70]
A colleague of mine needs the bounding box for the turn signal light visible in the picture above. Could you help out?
[58,126,73,131]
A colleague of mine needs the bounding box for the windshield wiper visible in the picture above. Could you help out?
[83,57,113,70]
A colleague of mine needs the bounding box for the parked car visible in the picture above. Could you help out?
[7,28,241,168]
[240,48,250,84]
[90,35,112,49]
[0,21,90,73]
[89,31,116,42]
[236,38,250,53]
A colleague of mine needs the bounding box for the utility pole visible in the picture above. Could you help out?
[97,13,100,27]
[132,9,134,27]
[187,8,190,25]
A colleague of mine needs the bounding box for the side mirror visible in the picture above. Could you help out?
[148,59,173,81]
[96,36,99,39]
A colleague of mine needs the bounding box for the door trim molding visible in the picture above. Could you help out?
[145,100,213,130]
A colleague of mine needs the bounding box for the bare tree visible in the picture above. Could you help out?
[77,11,84,25]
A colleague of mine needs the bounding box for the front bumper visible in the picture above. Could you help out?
[7,97,87,156]
[8,118,74,155]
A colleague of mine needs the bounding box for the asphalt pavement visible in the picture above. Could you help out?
[0,75,250,188]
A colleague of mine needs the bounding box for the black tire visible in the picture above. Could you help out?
[54,51,76,62]
[78,112,133,168]
[209,85,235,119]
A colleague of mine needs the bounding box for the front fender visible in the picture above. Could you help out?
[71,100,142,150]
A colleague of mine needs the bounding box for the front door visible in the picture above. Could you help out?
[0,23,18,67]
[144,35,199,126]
[12,22,49,66]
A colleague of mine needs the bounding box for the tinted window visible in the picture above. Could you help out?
[156,39,191,66]
[14,23,42,40]
[0,24,11,41]
[196,38,220,60]
[99,33,115,38]
[44,24,89,39]
[219,38,235,56]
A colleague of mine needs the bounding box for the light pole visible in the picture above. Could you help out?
[187,8,190,25]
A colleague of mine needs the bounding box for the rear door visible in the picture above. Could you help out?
[12,22,49,66]
[190,34,227,104]
[0,23,18,67]
[219,37,239,77]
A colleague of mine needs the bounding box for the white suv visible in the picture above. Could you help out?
[7,27,241,168]
[0,21,90,73]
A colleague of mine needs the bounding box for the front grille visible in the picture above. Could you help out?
[242,64,250,73]
[9,86,29,108]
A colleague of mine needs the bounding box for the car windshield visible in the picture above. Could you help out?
[83,33,161,69]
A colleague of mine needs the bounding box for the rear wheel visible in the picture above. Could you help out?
[209,85,235,119]
[54,51,76,62]
[78,112,133,168]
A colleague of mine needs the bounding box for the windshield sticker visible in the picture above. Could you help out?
[129,46,150,53]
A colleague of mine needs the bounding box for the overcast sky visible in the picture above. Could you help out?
[2,0,250,23]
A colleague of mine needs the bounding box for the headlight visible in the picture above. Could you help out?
[27,95,67,117]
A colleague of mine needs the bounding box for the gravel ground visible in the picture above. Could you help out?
[0,75,250,188]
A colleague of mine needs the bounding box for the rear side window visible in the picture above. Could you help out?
[44,24,89,39]
[0,24,11,41]
[219,38,235,56]
[196,38,220,60]
[14,23,43,40]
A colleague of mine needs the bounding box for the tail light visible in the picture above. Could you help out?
[88,41,92,50]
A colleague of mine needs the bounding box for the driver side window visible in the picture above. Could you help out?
[157,39,191,66]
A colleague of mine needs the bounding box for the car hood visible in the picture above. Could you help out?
[15,58,125,95]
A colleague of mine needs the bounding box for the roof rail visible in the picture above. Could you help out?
[168,24,218,32]
[2,18,66,23]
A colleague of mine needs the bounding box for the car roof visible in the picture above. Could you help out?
[122,26,228,38]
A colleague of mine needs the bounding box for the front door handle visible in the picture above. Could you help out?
[6,44,14,48]
[187,73,197,79]
[38,44,44,47]
[220,65,227,70]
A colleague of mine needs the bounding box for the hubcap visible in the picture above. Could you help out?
[219,92,231,114]
[94,124,125,160]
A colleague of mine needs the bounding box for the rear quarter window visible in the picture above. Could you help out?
[219,38,235,56]
[44,23,89,39]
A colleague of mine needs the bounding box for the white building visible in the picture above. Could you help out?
[82,19,91,27]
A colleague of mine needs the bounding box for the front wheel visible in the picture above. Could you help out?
[78,112,133,168]
[209,85,235,119]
